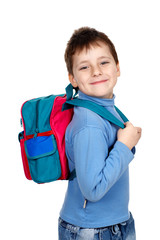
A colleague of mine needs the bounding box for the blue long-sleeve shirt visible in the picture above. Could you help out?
[60,91,135,228]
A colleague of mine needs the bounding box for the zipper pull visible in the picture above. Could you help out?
[34,128,39,138]
[83,199,87,209]
[20,118,23,127]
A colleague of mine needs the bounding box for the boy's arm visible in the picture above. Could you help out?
[73,126,134,202]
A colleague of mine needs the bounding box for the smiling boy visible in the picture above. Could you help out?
[59,27,141,240]
[69,41,119,99]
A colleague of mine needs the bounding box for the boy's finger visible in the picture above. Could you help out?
[124,121,133,127]
[136,127,142,134]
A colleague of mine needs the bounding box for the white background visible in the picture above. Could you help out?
[0,0,160,239]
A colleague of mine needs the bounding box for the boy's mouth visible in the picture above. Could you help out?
[90,79,108,85]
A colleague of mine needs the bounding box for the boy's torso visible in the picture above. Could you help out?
[60,93,133,228]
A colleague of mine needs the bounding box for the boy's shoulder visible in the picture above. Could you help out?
[67,106,111,136]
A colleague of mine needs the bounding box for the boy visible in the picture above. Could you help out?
[59,27,141,240]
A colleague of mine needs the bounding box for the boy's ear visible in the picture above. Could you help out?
[116,63,120,77]
[68,74,78,88]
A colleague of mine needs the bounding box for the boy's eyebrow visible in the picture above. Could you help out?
[78,60,89,65]
[98,56,112,60]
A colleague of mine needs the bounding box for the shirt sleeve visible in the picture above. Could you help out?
[73,126,134,202]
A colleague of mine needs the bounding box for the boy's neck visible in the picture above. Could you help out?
[78,90,115,107]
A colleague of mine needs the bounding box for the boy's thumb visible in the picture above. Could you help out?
[124,121,132,127]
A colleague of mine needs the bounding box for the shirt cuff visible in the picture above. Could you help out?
[115,141,135,161]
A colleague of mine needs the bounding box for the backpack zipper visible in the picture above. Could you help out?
[34,100,40,138]
[20,118,23,127]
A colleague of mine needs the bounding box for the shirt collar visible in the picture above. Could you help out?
[78,90,115,107]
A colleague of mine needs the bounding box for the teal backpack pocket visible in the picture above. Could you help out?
[25,134,61,183]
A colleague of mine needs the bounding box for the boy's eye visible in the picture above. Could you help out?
[101,61,109,65]
[79,66,88,70]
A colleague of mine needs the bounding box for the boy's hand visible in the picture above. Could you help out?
[117,122,142,150]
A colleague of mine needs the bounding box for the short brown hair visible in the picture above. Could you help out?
[64,27,119,75]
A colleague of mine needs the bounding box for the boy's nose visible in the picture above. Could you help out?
[92,66,102,77]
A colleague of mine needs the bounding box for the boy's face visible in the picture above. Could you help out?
[69,41,120,99]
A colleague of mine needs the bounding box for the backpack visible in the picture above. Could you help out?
[18,84,128,184]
